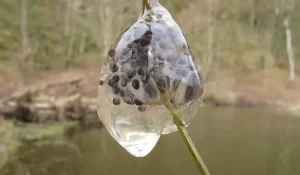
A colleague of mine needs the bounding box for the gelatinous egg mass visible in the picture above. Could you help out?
[97,2,204,157]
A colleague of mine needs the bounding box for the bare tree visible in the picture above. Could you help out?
[283,0,295,81]
[73,0,136,58]
[94,0,126,56]
[250,0,257,28]
[79,32,87,54]
[204,0,218,79]
[284,16,295,81]
[273,0,296,81]
[65,0,71,36]
[65,29,76,68]
[20,0,31,72]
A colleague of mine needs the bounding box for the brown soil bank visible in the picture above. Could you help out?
[204,68,300,117]
[1,65,300,123]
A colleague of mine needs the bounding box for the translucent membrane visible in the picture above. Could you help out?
[97,1,204,157]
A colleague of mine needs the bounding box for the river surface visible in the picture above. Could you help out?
[1,107,300,175]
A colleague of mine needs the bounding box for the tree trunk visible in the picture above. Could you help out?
[283,17,295,81]
[65,0,72,36]
[21,0,31,72]
[250,0,257,28]
[205,0,217,79]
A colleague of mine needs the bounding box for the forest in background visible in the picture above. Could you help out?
[0,0,299,76]
[0,0,300,111]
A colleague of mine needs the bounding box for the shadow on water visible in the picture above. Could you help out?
[1,107,300,175]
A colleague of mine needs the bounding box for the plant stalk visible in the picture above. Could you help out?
[161,93,211,175]
[141,0,210,174]
[142,0,151,16]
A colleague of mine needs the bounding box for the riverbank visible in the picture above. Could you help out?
[1,64,300,170]
[1,64,300,122]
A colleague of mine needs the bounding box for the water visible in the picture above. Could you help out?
[1,107,300,175]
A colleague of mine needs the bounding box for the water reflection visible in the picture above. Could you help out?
[1,107,300,175]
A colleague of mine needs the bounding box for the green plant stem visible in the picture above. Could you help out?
[142,0,151,16]
[141,0,209,173]
[161,93,211,175]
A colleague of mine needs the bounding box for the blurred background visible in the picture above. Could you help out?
[0,0,300,175]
